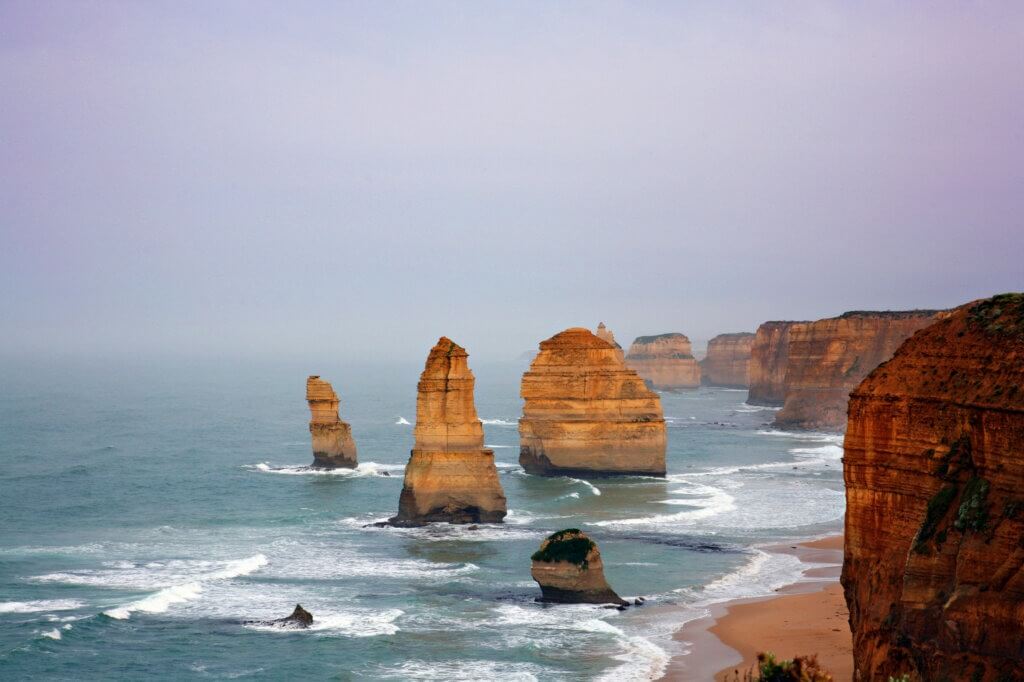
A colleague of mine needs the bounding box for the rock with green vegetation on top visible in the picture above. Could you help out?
[530,529,627,605]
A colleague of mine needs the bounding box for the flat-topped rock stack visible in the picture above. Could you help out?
[701,332,755,387]
[519,327,666,477]
[774,310,945,431]
[843,294,1024,680]
[306,376,358,468]
[747,321,808,405]
[531,529,627,605]
[390,337,507,526]
[624,333,701,389]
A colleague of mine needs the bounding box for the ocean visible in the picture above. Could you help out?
[0,356,844,680]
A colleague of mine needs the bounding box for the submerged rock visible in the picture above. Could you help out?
[843,294,1024,681]
[246,604,313,629]
[624,332,701,389]
[389,337,507,526]
[519,327,666,477]
[306,376,357,468]
[531,529,627,605]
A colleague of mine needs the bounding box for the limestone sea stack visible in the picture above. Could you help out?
[842,294,1024,681]
[701,332,755,387]
[774,310,943,431]
[624,333,701,389]
[531,529,627,605]
[306,376,357,468]
[595,322,625,361]
[747,321,808,405]
[519,328,667,477]
[390,337,507,526]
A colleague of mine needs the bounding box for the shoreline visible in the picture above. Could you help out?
[666,534,850,681]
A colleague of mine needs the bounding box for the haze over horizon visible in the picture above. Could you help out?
[2,2,1022,363]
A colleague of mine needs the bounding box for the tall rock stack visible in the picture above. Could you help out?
[390,337,507,526]
[519,327,666,477]
[842,294,1024,681]
[595,322,625,362]
[624,333,701,389]
[306,376,358,468]
[774,310,943,431]
[747,321,807,405]
[701,332,755,387]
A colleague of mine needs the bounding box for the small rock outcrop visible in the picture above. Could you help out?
[747,321,807,405]
[246,604,313,629]
[701,332,755,387]
[306,376,357,468]
[595,322,625,361]
[624,333,701,389]
[842,294,1024,681]
[531,529,627,605]
[519,328,666,477]
[390,338,507,526]
[774,310,944,431]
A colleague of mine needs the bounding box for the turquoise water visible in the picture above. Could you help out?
[0,357,844,680]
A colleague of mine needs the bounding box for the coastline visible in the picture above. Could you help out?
[666,534,850,681]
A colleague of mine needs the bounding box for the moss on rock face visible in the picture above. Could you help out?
[955,476,990,532]
[531,529,596,567]
[914,485,958,553]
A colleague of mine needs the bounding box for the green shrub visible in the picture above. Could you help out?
[954,476,990,532]
[914,485,958,553]
[531,529,595,567]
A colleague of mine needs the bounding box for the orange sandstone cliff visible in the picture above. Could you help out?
[595,322,625,362]
[624,333,702,389]
[842,294,1024,681]
[390,338,507,526]
[519,328,667,476]
[701,332,755,388]
[531,529,627,605]
[747,321,807,406]
[306,376,357,468]
[774,310,943,431]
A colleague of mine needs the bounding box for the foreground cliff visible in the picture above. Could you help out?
[624,333,701,389]
[747,321,807,405]
[520,328,666,476]
[531,529,627,605]
[842,294,1024,681]
[701,332,755,387]
[774,310,942,431]
[306,376,357,468]
[390,338,507,525]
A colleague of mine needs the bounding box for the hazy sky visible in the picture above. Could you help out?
[2,1,1022,362]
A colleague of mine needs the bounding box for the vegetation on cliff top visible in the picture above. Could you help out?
[838,309,942,320]
[633,333,687,344]
[967,293,1024,338]
[531,529,596,567]
[724,652,832,681]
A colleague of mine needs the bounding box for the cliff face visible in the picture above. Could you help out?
[391,338,507,525]
[306,376,358,468]
[624,333,701,389]
[701,332,755,388]
[531,529,627,605]
[774,311,943,431]
[748,321,807,405]
[520,328,667,476]
[842,294,1024,681]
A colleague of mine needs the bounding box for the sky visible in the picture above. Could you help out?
[2,1,1022,362]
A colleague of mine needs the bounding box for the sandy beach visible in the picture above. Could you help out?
[667,535,852,681]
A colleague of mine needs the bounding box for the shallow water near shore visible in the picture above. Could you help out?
[0,356,844,680]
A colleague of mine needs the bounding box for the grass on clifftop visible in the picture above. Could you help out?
[531,529,595,567]
[967,292,1024,338]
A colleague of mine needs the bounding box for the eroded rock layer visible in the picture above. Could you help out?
[842,294,1024,681]
[531,529,627,605]
[595,322,624,362]
[701,332,755,387]
[774,310,943,431]
[520,328,666,476]
[306,376,357,468]
[747,321,807,405]
[624,333,701,389]
[392,337,507,525]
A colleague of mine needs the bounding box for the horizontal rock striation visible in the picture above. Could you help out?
[774,310,944,431]
[391,337,507,526]
[701,332,755,388]
[747,321,808,405]
[842,294,1024,680]
[306,376,358,468]
[531,529,627,605]
[520,327,666,476]
[624,332,701,389]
